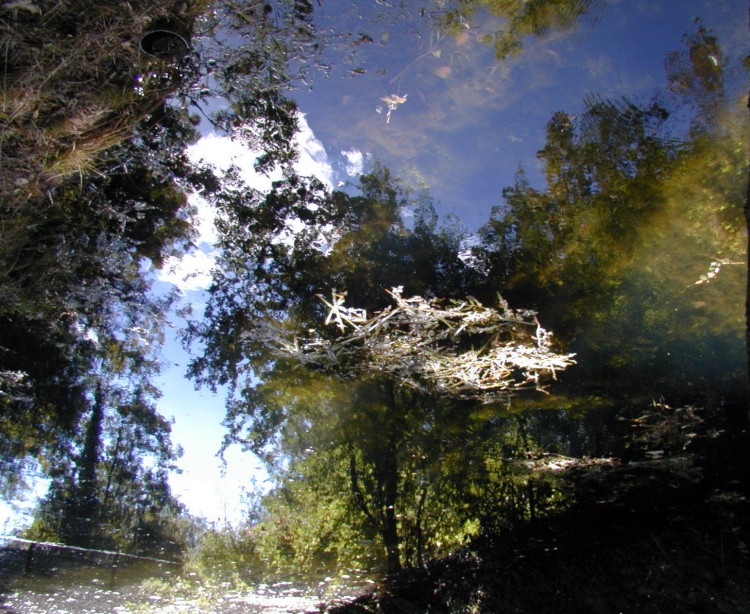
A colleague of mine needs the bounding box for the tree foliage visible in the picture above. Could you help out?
[188,165,574,574]
[183,1,747,591]
[0,106,195,498]
[0,1,198,504]
[2,0,744,585]
[478,21,746,406]
[188,164,478,396]
[206,18,747,582]
[0,0,327,544]
[439,0,602,59]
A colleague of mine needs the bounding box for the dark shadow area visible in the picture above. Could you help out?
[327,433,750,613]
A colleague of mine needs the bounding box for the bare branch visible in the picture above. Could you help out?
[267,288,575,401]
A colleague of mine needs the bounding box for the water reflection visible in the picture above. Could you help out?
[1,0,748,610]
[299,0,747,229]
[0,533,367,612]
[187,0,745,593]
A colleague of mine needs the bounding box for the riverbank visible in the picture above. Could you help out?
[3,433,747,613]
[326,448,750,613]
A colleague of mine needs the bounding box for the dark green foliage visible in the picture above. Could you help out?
[328,462,750,614]
[188,163,575,575]
[187,0,325,173]
[2,0,741,597]
[0,106,198,497]
[188,164,475,394]
[665,20,728,136]
[179,5,748,608]
[478,23,746,406]
[1,0,326,547]
[0,1,210,507]
[188,167,489,573]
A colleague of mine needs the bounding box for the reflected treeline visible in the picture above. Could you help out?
[0,0,746,589]
[477,18,746,408]
[186,17,747,579]
[0,0,327,559]
[189,162,486,575]
[187,394,632,581]
[437,0,603,58]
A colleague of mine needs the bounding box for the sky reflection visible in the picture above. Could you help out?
[293,0,747,230]
[155,0,749,524]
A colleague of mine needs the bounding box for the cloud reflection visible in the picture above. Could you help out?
[157,114,334,293]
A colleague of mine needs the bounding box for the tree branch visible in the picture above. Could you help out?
[269,288,576,402]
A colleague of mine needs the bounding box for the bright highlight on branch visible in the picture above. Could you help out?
[270,288,576,401]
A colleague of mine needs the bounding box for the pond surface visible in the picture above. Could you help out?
[2,575,327,613]
[291,0,747,230]
[1,555,363,613]
[1,0,748,610]
[0,537,372,613]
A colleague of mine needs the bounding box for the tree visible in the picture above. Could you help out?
[0,0,333,457]
[438,0,603,59]
[189,166,573,574]
[0,112,195,495]
[27,355,186,556]
[0,0,202,499]
[479,22,746,412]
[259,287,572,572]
[1,0,327,521]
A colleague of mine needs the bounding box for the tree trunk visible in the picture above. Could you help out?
[350,452,402,574]
[415,485,428,569]
[381,507,402,575]
[65,381,105,547]
[377,447,402,575]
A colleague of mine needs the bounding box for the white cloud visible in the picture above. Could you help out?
[192,191,219,248]
[341,148,364,177]
[170,442,270,526]
[159,247,217,292]
[295,115,334,188]
[157,114,333,293]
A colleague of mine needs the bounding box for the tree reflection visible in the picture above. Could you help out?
[2,0,743,596]
[187,18,749,580]
[25,356,186,557]
[438,0,603,59]
[1,0,330,557]
[189,163,577,574]
[478,20,746,411]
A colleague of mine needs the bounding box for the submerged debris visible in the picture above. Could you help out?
[378,93,407,123]
[268,288,575,401]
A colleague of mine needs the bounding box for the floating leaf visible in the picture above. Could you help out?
[381,94,407,106]
[434,65,452,79]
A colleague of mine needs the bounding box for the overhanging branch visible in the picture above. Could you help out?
[266,288,575,401]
